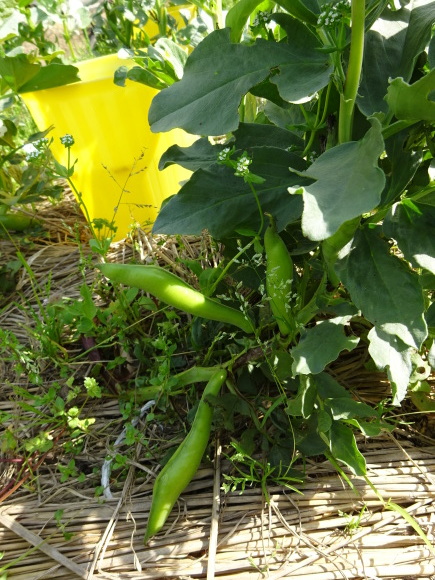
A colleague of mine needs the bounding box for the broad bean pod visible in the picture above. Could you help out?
[0,213,38,232]
[264,216,295,337]
[144,368,227,541]
[98,263,252,333]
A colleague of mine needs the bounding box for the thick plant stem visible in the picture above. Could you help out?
[338,0,365,144]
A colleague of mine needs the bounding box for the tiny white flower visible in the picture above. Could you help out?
[22,143,41,160]
[60,134,75,147]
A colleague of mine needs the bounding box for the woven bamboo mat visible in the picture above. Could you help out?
[1,441,435,578]
[1,191,435,579]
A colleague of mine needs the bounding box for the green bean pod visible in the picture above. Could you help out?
[144,369,227,542]
[0,213,38,232]
[97,263,252,333]
[264,216,294,337]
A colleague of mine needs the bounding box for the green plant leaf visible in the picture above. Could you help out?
[429,33,435,69]
[19,63,80,92]
[0,55,40,92]
[153,148,307,237]
[294,120,385,241]
[0,55,80,93]
[149,27,332,135]
[328,422,366,476]
[358,0,435,116]
[381,130,422,207]
[291,316,359,375]
[286,374,317,418]
[385,69,435,121]
[158,123,304,172]
[386,501,435,557]
[368,326,413,405]
[326,398,377,420]
[336,226,427,349]
[234,122,304,151]
[315,372,352,399]
[273,0,318,26]
[346,418,385,437]
[225,0,267,42]
[159,137,225,171]
[383,201,435,275]
[317,409,333,433]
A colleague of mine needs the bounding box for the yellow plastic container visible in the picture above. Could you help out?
[21,53,192,241]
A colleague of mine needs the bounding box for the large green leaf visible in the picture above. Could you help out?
[149,27,332,135]
[286,375,317,418]
[383,201,435,275]
[385,69,435,122]
[336,226,427,349]
[233,122,304,151]
[368,326,413,405]
[159,138,224,171]
[268,15,332,104]
[315,373,352,399]
[291,316,360,375]
[381,130,422,207]
[19,63,81,93]
[0,56,80,93]
[326,398,377,420]
[153,147,307,237]
[293,120,385,241]
[328,422,366,476]
[358,0,435,116]
[273,0,318,26]
[159,123,304,172]
[0,55,40,92]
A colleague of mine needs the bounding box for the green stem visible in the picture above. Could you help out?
[381,119,420,140]
[62,19,77,62]
[302,84,332,157]
[208,238,255,296]
[249,181,264,236]
[338,0,365,144]
[317,27,346,86]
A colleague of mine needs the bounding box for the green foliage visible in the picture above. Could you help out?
[148,26,333,135]
[131,0,435,484]
[0,118,63,234]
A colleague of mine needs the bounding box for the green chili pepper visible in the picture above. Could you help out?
[264,215,295,337]
[97,263,252,333]
[144,368,227,542]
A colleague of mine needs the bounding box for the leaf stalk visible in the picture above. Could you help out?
[338,0,365,143]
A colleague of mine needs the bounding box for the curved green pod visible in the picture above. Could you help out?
[264,217,295,337]
[97,263,252,333]
[144,368,227,542]
[0,213,39,232]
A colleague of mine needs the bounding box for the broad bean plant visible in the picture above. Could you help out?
[100,0,435,540]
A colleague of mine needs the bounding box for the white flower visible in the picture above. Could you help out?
[22,143,41,160]
[217,147,231,162]
[235,154,251,176]
[60,134,75,147]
